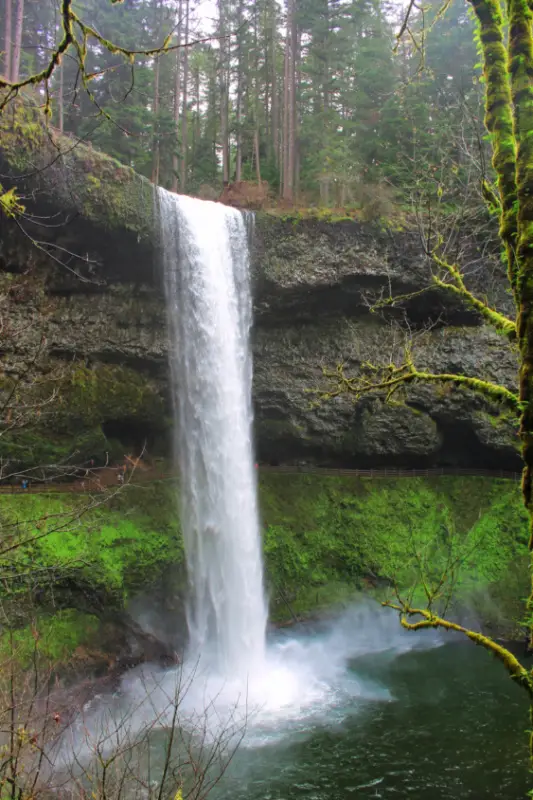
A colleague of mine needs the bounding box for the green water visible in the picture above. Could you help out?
[57,609,530,799]
[213,642,530,799]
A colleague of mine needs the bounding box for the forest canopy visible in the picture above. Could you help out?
[0,0,484,210]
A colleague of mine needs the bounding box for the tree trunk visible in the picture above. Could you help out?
[218,0,230,185]
[221,79,229,184]
[151,53,161,185]
[253,1,262,184]
[4,0,12,81]
[264,23,271,160]
[58,59,64,133]
[293,24,301,198]
[254,128,262,183]
[235,0,244,183]
[281,0,291,199]
[180,0,190,191]
[271,7,279,169]
[171,0,182,193]
[151,0,161,185]
[194,64,201,161]
[287,0,297,201]
[11,0,24,84]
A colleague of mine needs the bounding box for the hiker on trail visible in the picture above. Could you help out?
[117,470,124,485]
[21,479,28,491]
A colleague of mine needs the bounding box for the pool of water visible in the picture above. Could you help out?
[211,635,530,799]
[53,606,531,799]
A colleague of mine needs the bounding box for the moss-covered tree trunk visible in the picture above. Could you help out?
[470,0,518,289]
[471,0,533,764]
[508,0,533,539]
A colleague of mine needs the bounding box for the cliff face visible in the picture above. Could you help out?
[0,211,519,471]
[251,218,519,469]
[0,114,520,470]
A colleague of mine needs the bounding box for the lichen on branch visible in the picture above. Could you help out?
[384,599,533,698]
[0,0,218,117]
[431,253,516,338]
[318,348,522,413]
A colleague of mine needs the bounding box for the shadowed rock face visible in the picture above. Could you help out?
[0,116,520,470]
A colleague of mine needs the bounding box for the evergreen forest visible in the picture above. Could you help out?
[1,0,484,211]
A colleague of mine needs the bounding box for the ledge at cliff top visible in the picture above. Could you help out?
[0,98,155,284]
[0,98,498,311]
[0,99,520,471]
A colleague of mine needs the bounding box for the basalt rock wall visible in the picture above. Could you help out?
[0,110,520,470]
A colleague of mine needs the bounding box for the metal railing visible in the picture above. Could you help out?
[258,465,522,480]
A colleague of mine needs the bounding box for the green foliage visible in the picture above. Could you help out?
[0,99,47,168]
[0,482,183,605]
[0,185,24,217]
[260,474,528,631]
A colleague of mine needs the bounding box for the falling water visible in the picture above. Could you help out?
[157,190,267,676]
[46,194,446,791]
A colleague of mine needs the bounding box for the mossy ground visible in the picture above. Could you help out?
[0,482,182,603]
[0,474,527,666]
[0,482,183,665]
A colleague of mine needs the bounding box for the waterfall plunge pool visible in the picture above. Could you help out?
[209,620,530,800]
[50,603,529,799]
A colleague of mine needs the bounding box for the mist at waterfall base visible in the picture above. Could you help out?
[49,193,530,795]
[52,608,531,798]
[53,604,445,764]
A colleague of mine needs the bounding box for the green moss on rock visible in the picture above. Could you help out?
[0,98,153,241]
[0,482,183,607]
[1,362,168,467]
[260,474,529,634]
[0,474,527,663]
[0,609,101,666]
[57,363,165,430]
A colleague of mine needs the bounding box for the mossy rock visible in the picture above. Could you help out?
[0,362,169,469]
[0,474,527,669]
[260,473,529,635]
[56,363,165,430]
[0,96,155,285]
[0,482,183,609]
[0,97,153,240]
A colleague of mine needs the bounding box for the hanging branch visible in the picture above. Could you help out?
[318,349,522,413]
[384,597,533,699]
[0,0,222,114]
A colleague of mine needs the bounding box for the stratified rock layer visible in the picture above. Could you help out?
[0,114,520,469]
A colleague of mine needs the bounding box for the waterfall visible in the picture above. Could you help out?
[157,190,267,676]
